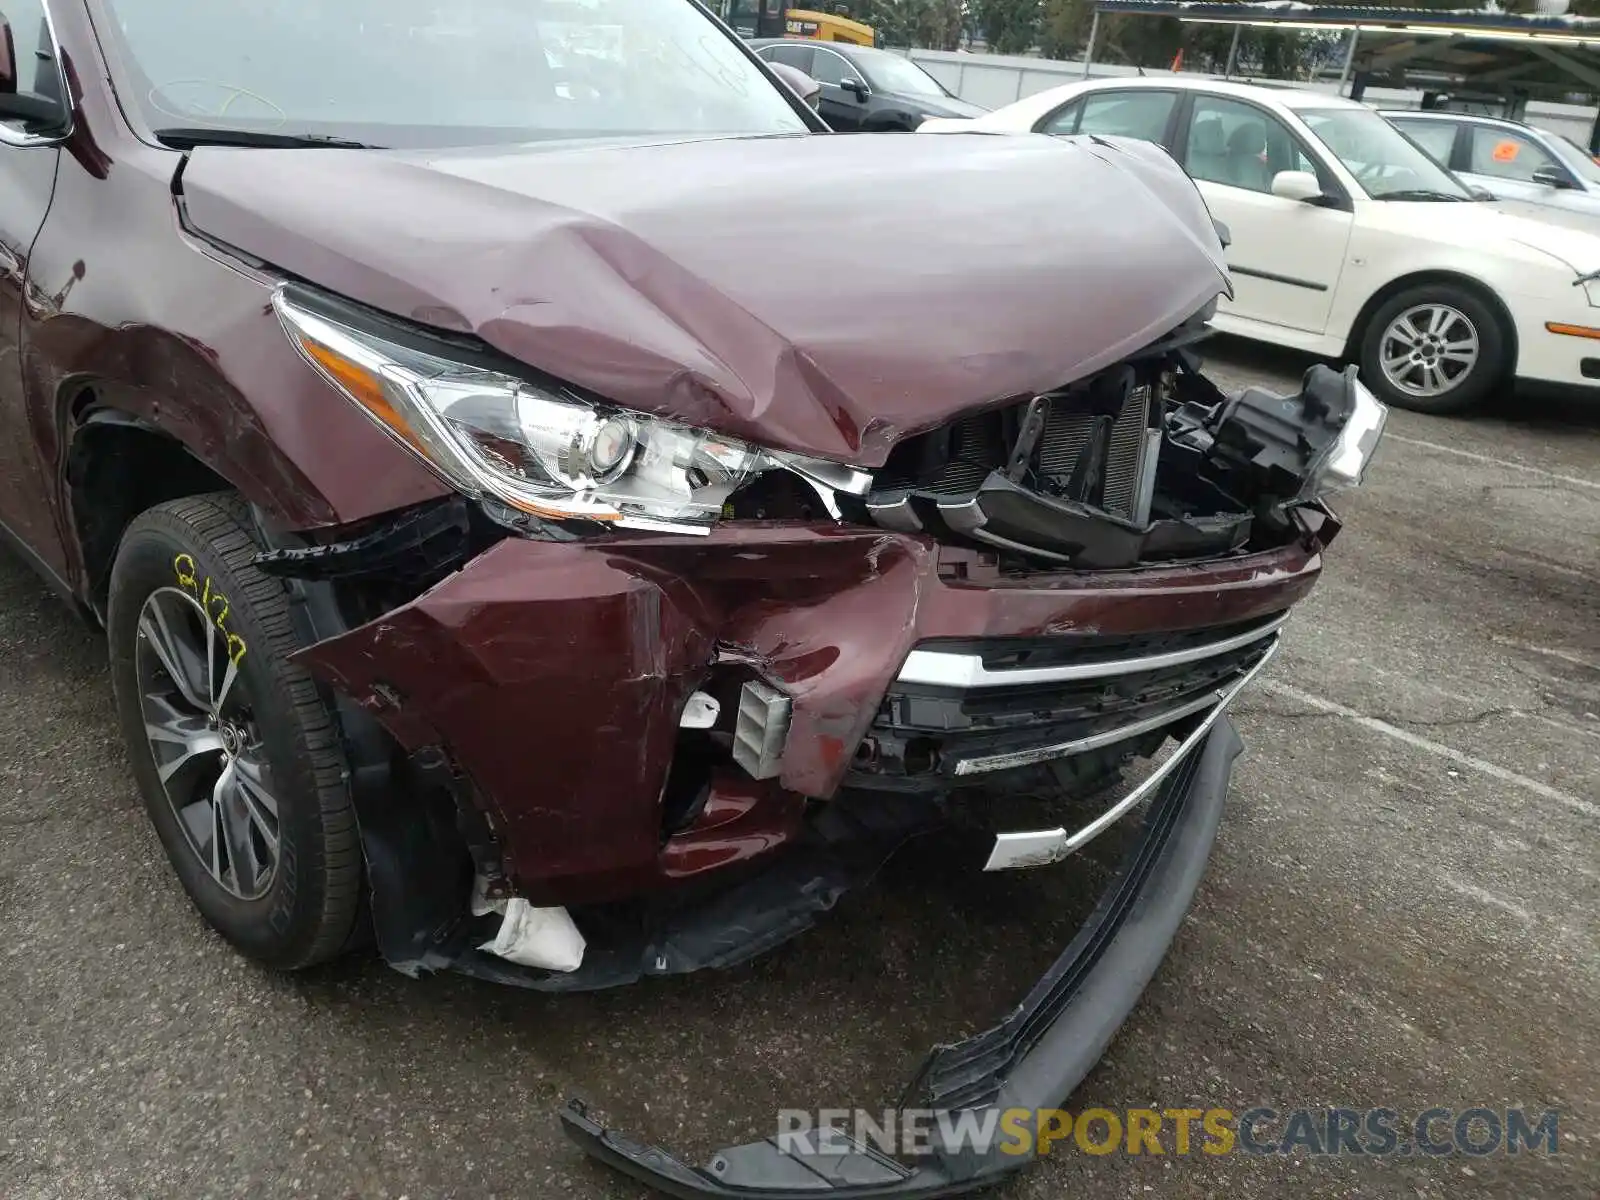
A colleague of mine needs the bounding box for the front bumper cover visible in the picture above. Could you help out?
[561,716,1245,1197]
[294,525,1320,906]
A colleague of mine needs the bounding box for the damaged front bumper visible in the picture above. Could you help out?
[292,524,1322,911]
[271,378,1348,1195]
[561,715,1245,1198]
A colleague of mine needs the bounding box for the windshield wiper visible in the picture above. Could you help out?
[154,128,381,151]
[1377,189,1466,202]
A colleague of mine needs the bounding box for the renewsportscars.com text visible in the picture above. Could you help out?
[776,1106,1561,1159]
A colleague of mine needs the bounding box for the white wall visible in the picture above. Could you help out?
[899,47,1598,144]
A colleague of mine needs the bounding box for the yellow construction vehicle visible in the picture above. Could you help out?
[720,2,876,46]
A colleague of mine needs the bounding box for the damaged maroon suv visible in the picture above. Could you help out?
[4,0,1385,1194]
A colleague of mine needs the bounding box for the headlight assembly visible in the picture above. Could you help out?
[1302,374,1387,499]
[1174,363,1387,508]
[274,288,868,533]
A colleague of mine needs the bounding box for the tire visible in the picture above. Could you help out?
[108,493,363,969]
[1357,283,1510,415]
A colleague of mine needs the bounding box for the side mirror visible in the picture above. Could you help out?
[0,20,15,94]
[1531,165,1574,189]
[840,76,869,101]
[1270,170,1325,203]
[0,14,68,132]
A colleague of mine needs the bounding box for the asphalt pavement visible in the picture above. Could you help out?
[1,337,1596,1199]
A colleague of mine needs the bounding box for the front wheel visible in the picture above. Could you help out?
[108,493,364,969]
[1357,284,1510,414]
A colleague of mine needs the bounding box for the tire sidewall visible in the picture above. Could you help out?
[1359,285,1508,414]
[108,512,330,964]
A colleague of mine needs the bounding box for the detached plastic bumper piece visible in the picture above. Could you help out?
[561,717,1246,1198]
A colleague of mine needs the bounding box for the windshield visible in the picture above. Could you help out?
[96,0,810,148]
[1298,107,1471,200]
[1553,133,1600,186]
[853,49,949,98]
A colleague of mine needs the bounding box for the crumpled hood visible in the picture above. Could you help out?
[180,132,1228,464]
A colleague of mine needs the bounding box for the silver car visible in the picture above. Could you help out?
[1382,109,1600,222]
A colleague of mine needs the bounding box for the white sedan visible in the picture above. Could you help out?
[921,78,1600,413]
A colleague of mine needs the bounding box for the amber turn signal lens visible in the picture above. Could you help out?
[1545,321,1600,340]
[298,337,432,456]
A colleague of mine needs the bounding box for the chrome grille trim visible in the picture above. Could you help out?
[952,687,1222,777]
[981,637,1279,868]
[897,610,1290,689]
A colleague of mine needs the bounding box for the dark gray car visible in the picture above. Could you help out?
[752,40,987,131]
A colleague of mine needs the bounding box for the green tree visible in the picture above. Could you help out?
[974,0,1041,54]
[1039,0,1092,59]
[916,0,968,50]
[1093,8,1302,76]
[856,0,966,49]
[1101,14,1182,69]
[856,0,920,46]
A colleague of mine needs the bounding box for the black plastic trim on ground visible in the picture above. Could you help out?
[560,717,1246,1198]
[907,741,1205,1111]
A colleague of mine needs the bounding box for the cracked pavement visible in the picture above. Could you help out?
[0,337,1596,1199]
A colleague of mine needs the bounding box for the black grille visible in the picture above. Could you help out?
[887,642,1264,742]
[872,385,1151,518]
[889,650,1255,734]
[850,629,1276,784]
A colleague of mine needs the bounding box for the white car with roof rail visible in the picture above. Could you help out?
[921,77,1600,413]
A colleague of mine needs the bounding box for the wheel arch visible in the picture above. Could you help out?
[29,297,452,588]
[1340,269,1519,370]
[62,387,233,622]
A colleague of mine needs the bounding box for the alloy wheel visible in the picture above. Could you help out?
[1377,303,1480,399]
[135,587,281,900]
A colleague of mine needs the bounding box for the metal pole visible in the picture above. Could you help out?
[1224,25,1241,77]
[1337,28,1360,94]
[1082,10,1100,79]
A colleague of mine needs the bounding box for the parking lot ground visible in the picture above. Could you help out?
[1,338,1596,1200]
